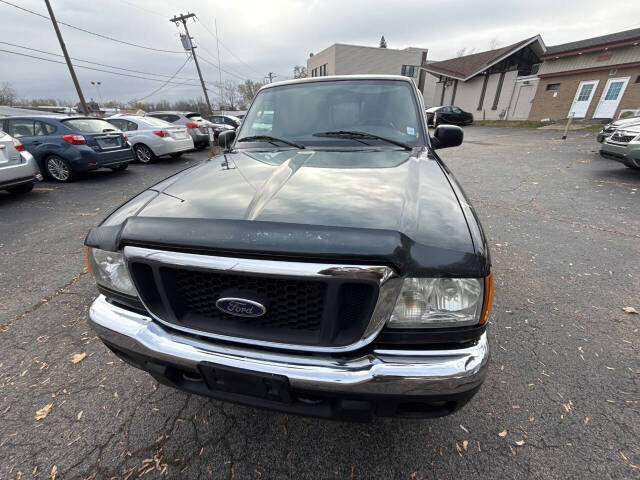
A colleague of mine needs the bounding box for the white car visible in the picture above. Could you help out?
[106,115,194,164]
[0,130,42,195]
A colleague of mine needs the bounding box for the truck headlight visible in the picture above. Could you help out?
[86,247,137,297]
[388,276,492,328]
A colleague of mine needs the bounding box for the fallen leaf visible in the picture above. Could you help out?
[584,416,590,425]
[462,440,468,451]
[515,440,525,446]
[622,307,638,314]
[49,465,57,480]
[459,424,469,434]
[77,411,83,420]
[498,429,507,437]
[71,353,86,364]
[35,403,53,420]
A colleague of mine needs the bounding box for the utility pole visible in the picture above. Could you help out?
[44,0,89,115]
[170,12,213,114]
[215,19,223,113]
[265,72,276,83]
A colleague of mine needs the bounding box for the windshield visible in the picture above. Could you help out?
[237,80,424,148]
[62,118,118,133]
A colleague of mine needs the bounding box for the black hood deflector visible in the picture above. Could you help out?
[85,217,489,278]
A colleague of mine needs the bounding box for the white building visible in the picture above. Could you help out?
[307,43,438,105]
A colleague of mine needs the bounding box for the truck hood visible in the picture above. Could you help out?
[137,148,474,253]
[86,148,490,277]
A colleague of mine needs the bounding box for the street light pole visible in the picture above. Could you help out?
[44,0,89,115]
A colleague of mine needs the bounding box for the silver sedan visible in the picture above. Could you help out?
[106,115,194,164]
[0,130,42,195]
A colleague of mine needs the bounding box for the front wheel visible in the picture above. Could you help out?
[109,163,129,171]
[45,155,75,182]
[134,144,156,164]
[6,182,35,195]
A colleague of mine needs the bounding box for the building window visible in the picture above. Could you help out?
[546,83,561,91]
[577,83,594,101]
[312,64,327,77]
[401,65,418,78]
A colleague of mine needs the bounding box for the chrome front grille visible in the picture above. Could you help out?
[124,246,400,352]
[610,132,636,143]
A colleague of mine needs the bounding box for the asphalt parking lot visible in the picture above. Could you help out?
[1,128,639,479]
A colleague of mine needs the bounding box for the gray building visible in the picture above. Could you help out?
[424,36,546,120]
[306,43,438,105]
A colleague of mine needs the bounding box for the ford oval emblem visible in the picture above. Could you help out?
[216,297,267,317]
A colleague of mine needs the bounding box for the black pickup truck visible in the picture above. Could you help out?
[85,75,492,421]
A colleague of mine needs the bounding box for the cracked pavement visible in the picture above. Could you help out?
[1,128,639,479]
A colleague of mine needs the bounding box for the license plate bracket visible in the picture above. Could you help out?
[198,362,291,403]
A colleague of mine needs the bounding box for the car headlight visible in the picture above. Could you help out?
[388,276,492,328]
[86,247,137,296]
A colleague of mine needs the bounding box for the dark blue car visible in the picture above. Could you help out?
[1,116,134,182]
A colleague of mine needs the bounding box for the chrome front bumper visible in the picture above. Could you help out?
[89,295,489,397]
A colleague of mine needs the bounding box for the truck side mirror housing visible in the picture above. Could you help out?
[431,125,463,149]
[218,130,236,151]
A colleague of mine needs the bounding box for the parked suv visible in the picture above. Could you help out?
[1,116,133,182]
[0,130,42,195]
[599,125,640,169]
[107,115,193,163]
[145,111,219,149]
[86,76,492,421]
[597,116,640,143]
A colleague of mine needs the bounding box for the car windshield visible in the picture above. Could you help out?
[141,117,173,127]
[62,118,118,133]
[236,80,424,149]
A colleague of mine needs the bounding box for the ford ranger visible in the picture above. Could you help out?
[85,75,492,421]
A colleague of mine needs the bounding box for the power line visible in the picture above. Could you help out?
[0,48,201,86]
[0,41,212,85]
[197,54,247,81]
[195,16,278,78]
[0,0,184,54]
[133,54,193,102]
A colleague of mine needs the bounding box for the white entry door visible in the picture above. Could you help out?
[593,77,630,118]
[569,80,599,118]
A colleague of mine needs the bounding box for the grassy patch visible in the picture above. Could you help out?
[577,124,604,133]
[472,120,550,128]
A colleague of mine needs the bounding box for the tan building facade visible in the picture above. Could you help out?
[425,36,545,120]
[529,29,640,121]
[306,43,438,105]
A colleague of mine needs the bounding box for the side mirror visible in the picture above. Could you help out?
[431,125,463,149]
[218,129,236,151]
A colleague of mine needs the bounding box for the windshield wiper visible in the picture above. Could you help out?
[312,130,412,150]
[237,135,305,149]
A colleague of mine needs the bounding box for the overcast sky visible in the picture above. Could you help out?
[2,0,640,105]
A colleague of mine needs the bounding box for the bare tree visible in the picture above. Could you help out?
[237,79,265,107]
[488,37,499,50]
[379,35,387,48]
[0,82,18,106]
[455,47,477,57]
[219,80,240,110]
[293,65,307,79]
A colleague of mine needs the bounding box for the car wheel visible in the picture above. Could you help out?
[134,144,156,164]
[169,152,183,159]
[109,163,129,171]
[45,155,75,182]
[6,182,35,195]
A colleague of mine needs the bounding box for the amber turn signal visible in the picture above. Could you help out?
[85,246,93,277]
[479,270,494,324]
